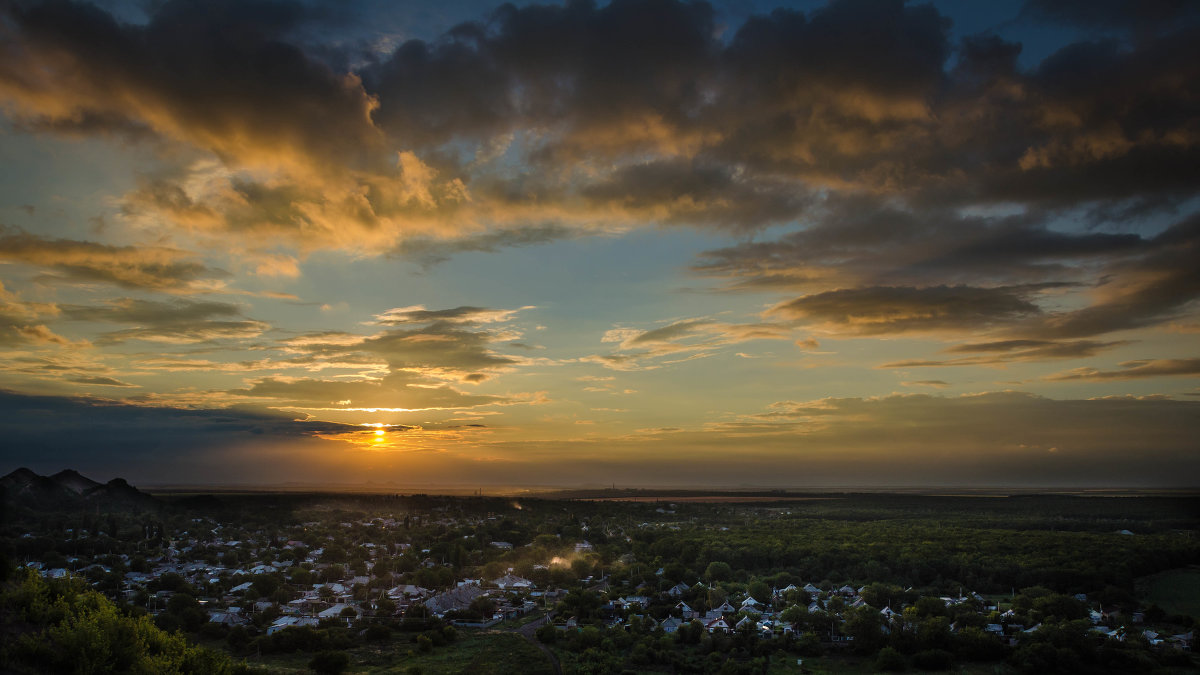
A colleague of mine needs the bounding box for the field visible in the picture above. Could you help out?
[1139,565,1200,619]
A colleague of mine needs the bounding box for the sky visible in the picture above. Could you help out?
[0,0,1198,489]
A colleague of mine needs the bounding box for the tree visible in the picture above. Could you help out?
[662,562,688,584]
[376,596,396,616]
[5,572,246,674]
[705,561,732,583]
[844,605,886,654]
[913,596,946,618]
[748,580,771,604]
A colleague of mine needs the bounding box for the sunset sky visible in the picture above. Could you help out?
[1,0,1198,488]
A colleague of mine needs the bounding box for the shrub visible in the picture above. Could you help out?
[875,646,907,672]
[912,649,953,671]
[416,633,433,653]
[308,650,350,674]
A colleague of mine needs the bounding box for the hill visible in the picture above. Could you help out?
[0,467,156,511]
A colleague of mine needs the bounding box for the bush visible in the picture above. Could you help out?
[363,624,391,642]
[536,622,558,644]
[308,650,350,674]
[416,633,433,653]
[875,646,907,672]
[912,649,953,671]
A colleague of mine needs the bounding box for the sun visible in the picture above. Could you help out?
[374,428,385,437]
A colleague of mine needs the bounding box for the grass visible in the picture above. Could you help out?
[765,654,1018,675]
[1138,565,1200,619]
[215,631,555,674]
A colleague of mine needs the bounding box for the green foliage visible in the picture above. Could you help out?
[308,650,349,674]
[1,571,249,674]
[535,622,557,643]
[844,605,886,654]
[875,646,907,671]
[912,648,953,670]
[747,580,771,603]
[705,561,733,583]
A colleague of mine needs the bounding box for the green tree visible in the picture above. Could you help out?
[748,580,771,604]
[5,572,246,674]
[844,605,886,654]
[705,561,732,583]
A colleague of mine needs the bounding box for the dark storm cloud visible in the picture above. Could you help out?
[695,198,1146,289]
[0,0,381,171]
[703,202,1200,344]
[0,388,357,452]
[362,0,720,154]
[580,159,812,230]
[1018,216,1200,340]
[3,0,1198,252]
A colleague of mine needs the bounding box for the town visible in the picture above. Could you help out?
[2,469,1198,673]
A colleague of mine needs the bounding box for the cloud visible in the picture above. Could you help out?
[0,0,381,173]
[0,280,67,347]
[0,227,225,292]
[881,339,1130,368]
[1024,215,1200,339]
[591,317,791,370]
[237,304,539,412]
[580,159,812,230]
[60,298,268,344]
[770,285,1043,336]
[370,304,531,326]
[1,0,1196,268]
[231,372,504,411]
[1045,358,1200,381]
[0,388,387,484]
[67,375,137,387]
[391,224,580,267]
[700,201,1200,347]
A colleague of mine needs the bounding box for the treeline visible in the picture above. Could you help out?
[630,519,1200,593]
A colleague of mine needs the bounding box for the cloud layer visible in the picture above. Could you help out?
[1,0,1198,487]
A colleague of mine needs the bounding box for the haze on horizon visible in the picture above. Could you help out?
[1,0,1198,489]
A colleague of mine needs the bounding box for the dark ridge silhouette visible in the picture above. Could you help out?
[50,469,101,495]
[1,468,156,511]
